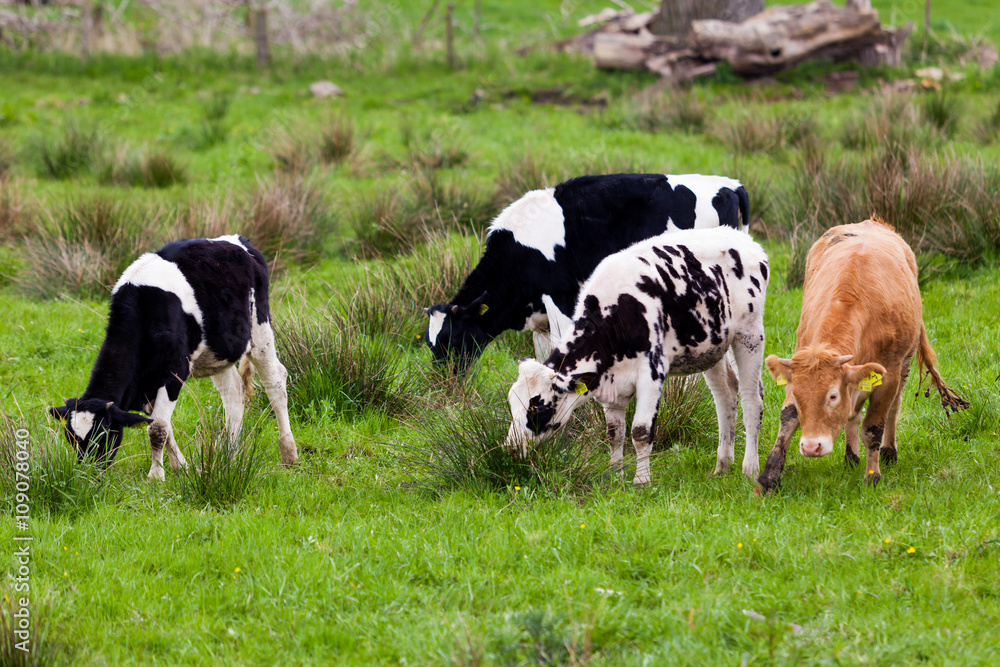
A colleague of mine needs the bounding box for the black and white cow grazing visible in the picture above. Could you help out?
[424,172,750,370]
[49,235,298,479]
[506,227,769,485]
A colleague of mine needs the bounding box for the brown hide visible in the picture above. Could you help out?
[760,218,966,490]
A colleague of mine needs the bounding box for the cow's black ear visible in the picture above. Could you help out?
[571,372,599,393]
[108,405,153,428]
[468,291,489,316]
[49,404,71,420]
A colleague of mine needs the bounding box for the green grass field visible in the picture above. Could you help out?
[2,1,1000,664]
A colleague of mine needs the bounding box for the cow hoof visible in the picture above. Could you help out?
[880,448,897,464]
[864,472,882,487]
[844,450,860,467]
[742,462,759,480]
[714,459,732,475]
[147,467,165,482]
[757,471,781,493]
[633,475,651,486]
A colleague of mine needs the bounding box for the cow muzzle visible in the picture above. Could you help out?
[799,435,833,458]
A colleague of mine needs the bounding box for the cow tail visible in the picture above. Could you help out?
[239,356,254,399]
[916,324,968,413]
[736,186,750,232]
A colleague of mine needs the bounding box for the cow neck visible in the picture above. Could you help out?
[450,253,530,337]
[81,294,141,406]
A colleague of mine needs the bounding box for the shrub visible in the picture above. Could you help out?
[397,389,608,495]
[277,313,414,421]
[28,120,103,180]
[175,416,269,511]
[21,195,167,299]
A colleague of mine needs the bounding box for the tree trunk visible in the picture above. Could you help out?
[254,7,269,68]
[650,0,763,36]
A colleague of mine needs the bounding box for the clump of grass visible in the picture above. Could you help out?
[401,126,468,170]
[611,89,713,134]
[190,91,231,150]
[495,152,560,206]
[0,135,17,178]
[175,416,269,511]
[714,111,819,154]
[240,174,333,268]
[0,595,73,667]
[971,99,1000,145]
[21,194,167,299]
[277,314,414,421]
[920,90,963,139]
[0,179,26,243]
[398,389,607,495]
[651,377,716,451]
[411,168,499,235]
[268,129,315,175]
[319,114,355,165]
[98,146,187,188]
[347,183,424,258]
[28,120,104,180]
[493,609,587,666]
[840,91,939,152]
[0,419,105,518]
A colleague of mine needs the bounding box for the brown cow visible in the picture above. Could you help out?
[758,218,967,491]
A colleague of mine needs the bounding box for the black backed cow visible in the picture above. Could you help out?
[424,173,749,370]
[49,235,298,479]
[507,227,769,484]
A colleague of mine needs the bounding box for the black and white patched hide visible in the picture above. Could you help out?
[48,235,297,473]
[507,226,769,484]
[425,173,750,368]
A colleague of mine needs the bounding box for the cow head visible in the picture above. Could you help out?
[505,358,594,455]
[765,348,886,458]
[49,398,152,463]
[424,291,491,371]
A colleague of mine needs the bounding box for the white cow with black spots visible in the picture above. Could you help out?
[506,227,769,484]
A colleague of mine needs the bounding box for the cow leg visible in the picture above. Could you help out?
[732,335,765,480]
[147,386,181,480]
[758,401,799,492]
[881,359,910,464]
[211,364,246,452]
[861,375,900,486]
[602,401,628,476]
[844,410,862,467]
[631,379,662,485]
[701,359,739,476]
[249,320,298,466]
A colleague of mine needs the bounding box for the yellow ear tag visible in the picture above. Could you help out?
[775,375,788,386]
[574,382,588,395]
[869,371,883,388]
[858,378,872,392]
[479,304,489,315]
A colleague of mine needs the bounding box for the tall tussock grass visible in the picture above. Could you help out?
[27,119,104,180]
[781,144,1000,286]
[397,390,608,495]
[21,194,167,298]
[1,416,105,519]
[840,91,942,152]
[97,145,187,188]
[608,88,714,134]
[175,416,269,511]
[0,179,26,243]
[0,595,73,667]
[278,313,414,421]
[0,135,17,179]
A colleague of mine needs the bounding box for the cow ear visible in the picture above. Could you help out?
[107,405,153,428]
[844,362,887,387]
[571,372,599,394]
[49,404,71,420]
[765,355,792,386]
[468,291,489,316]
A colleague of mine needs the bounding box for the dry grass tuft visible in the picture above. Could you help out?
[98,145,187,188]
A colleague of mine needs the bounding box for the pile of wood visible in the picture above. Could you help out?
[573,1,912,83]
